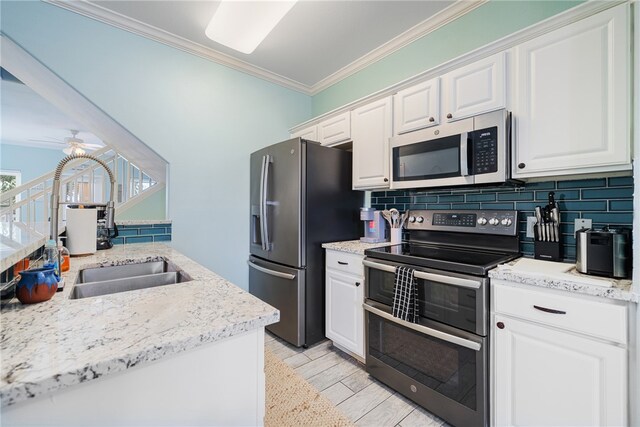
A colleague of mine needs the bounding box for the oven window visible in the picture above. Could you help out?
[368,312,478,410]
[367,268,479,334]
[393,135,462,181]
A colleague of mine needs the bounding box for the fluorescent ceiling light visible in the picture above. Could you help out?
[205,1,297,54]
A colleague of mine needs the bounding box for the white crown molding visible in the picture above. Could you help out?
[44,0,312,94]
[44,0,487,96]
[291,0,628,131]
[309,0,488,94]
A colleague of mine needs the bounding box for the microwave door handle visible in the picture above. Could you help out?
[460,132,469,176]
[363,303,482,351]
[363,259,481,289]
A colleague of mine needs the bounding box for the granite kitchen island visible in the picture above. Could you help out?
[0,242,279,426]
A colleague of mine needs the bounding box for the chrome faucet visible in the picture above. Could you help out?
[50,153,116,243]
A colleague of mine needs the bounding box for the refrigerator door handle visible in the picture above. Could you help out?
[262,154,272,251]
[247,260,296,280]
[259,155,267,250]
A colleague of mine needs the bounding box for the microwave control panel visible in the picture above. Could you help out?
[470,126,498,175]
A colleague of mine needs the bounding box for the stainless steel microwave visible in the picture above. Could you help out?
[390,109,511,189]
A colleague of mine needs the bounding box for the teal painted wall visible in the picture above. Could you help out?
[116,189,166,221]
[0,143,64,182]
[311,0,583,116]
[0,1,311,290]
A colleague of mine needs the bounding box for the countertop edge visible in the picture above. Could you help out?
[489,268,638,303]
[1,312,278,408]
[322,240,395,255]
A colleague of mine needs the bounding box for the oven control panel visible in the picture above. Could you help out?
[407,210,517,236]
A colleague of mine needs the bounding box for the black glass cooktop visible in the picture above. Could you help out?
[365,243,519,276]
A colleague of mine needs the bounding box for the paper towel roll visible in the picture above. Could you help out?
[66,207,97,255]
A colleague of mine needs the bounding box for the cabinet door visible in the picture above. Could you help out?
[393,78,440,135]
[318,111,351,146]
[325,269,364,358]
[352,97,393,190]
[443,52,506,122]
[513,4,630,178]
[494,314,627,426]
[291,126,318,142]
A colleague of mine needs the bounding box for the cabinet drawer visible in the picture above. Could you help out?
[493,281,627,344]
[326,250,364,277]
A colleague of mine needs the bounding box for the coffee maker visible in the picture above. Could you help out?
[360,207,386,243]
[96,204,118,250]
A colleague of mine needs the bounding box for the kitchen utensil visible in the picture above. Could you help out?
[381,210,393,228]
[389,208,400,228]
[551,207,560,243]
[399,212,408,229]
[534,206,543,241]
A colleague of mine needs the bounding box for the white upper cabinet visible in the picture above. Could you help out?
[291,126,318,142]
[513,4,630,178]
[290,111,351,145]
[442,52,506,122]
[317,111,351,146]
[352,97,393,190]
[393,78,440,135]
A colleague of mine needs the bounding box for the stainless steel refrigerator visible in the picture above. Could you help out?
[248,138,362,347]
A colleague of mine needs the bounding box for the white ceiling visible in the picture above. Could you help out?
[1,0,474,152]
[50,0,471,93]
[1,79,104,151]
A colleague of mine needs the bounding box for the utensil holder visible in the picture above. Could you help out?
[534,240,562,262]
[390,228,402,245]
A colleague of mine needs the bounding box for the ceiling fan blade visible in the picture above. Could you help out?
[27,138,66,145]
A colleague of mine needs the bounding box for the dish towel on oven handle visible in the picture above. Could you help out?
[392,266,418,323]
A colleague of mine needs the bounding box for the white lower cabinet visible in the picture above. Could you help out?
[492,281,628,426]
[325,250,365,360]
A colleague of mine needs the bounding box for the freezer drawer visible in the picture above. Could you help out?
[248,256,306,346]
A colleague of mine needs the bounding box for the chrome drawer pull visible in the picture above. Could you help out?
[533,305,566,315]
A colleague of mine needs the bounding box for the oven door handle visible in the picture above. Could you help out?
[363,259,482,289]
[363,303,482,351]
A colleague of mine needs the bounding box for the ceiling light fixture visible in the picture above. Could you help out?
[205,0,297,54]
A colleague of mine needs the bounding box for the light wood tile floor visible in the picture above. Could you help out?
[265,332,450,427]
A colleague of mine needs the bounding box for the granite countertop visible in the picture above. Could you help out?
[0,242,279,407]
[0,222,58,273]
[490,257,638,303]
[322,239,396,255]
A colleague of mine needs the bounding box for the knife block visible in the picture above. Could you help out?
[534,239,562,262]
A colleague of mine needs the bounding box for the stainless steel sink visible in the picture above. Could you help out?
[70,260,192,299]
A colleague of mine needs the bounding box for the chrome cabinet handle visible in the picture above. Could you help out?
[533,305,566,315]
[363,303,481,351]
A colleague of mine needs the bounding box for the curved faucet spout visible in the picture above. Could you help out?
[50,153,117,242]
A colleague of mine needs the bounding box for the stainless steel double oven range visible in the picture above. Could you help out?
[363,209,519,427]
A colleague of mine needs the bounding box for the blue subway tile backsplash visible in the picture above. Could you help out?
[113,222,172,245]
[371,177,633,262]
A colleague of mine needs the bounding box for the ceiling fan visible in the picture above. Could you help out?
[28,130,103,155]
